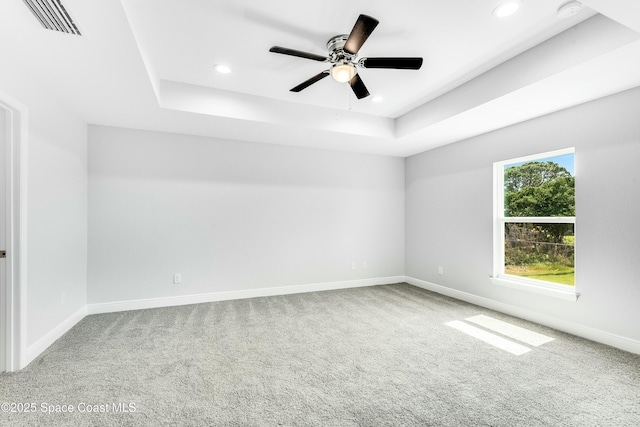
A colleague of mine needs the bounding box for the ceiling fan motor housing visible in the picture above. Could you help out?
[327,34,355,63]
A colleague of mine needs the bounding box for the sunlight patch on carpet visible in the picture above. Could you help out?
[445,320,531,355]
[465,315,554,347]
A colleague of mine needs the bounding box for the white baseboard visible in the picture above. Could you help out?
[404,276,640,355]
[24,305,87,368]
[87,276,406,315]
[25,275,638,371]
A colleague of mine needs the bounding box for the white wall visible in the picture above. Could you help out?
[2,53,637,365]
[405,86,640,342]
[0,67,88,355]
[88,126,404,305]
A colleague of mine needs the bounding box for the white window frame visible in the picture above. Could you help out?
[491,148,578,302]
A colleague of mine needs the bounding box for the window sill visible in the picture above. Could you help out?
[490,275,579,302]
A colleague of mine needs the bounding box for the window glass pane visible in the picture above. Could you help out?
[504,222,575,286]
[504,154,574,217]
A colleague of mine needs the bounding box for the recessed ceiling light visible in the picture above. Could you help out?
[372,96,384,103]
[493,0,523,18]
[214,64,231,74]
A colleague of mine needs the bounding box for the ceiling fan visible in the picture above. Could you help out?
[269,14,423,99]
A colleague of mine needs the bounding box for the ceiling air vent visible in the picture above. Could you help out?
[22,0,81,36]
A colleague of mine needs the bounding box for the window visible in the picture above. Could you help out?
[492,148,577,300]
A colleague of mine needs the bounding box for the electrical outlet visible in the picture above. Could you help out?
[173,274,182,284]
[438,266,443,275]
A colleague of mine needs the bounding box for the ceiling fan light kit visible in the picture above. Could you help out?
[331,63,356,83]
[269,14,423,99]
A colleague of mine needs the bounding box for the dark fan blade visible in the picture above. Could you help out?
[344,14,379,55]
[290,70,330,92]
[348,74,370,99]
[269,46,327,62]
[360,57,423,70]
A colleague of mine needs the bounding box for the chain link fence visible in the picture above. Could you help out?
[505,223,574,266]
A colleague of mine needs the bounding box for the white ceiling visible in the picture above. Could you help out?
[1,0,639,157]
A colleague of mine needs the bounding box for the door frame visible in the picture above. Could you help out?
[0,91,27,372]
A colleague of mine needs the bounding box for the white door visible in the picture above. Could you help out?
[0,107,6,372]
